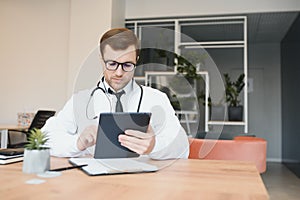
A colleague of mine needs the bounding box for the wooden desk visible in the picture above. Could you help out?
[0,157,268,199]
[0,125,28,149]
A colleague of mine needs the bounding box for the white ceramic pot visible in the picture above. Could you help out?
[22,149,50,174]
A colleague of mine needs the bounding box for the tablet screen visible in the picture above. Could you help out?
[94,112,151,159]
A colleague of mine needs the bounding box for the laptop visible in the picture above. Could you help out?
[69,112,158,176]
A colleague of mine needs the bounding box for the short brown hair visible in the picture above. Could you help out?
[99,28,140,59]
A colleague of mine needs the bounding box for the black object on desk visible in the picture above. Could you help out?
[0,148,24,156]
[49,164,88,172]
[8,110,55,148]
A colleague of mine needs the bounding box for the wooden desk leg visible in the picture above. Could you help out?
[0,129,8,149]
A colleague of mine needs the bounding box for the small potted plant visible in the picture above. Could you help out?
[224,73,245,121]
[22,128,50,174]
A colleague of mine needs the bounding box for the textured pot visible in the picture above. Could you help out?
[22,149,50,174]
[228,105,243,121]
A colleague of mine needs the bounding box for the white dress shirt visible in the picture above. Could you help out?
[42,79,190,159]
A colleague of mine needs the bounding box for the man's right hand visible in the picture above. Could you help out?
[77,125,97,151]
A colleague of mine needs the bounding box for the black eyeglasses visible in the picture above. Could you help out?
[104,60,136,72]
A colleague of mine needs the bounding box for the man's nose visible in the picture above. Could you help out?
[115,64,124,76]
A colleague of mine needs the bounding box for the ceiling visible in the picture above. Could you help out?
[127,11,300,44]
[247,12,299,43]
[179,11,300,44]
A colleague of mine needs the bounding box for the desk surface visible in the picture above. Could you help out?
[0,157,268,200]
[0,125,28,130]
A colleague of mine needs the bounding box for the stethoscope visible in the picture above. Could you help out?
[86,77,144,120]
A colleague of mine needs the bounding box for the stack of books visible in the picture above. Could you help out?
[0,148,24,165]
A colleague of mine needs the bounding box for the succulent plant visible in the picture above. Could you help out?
[25,128,49,150]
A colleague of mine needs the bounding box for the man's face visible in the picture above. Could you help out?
[102,45,137,91]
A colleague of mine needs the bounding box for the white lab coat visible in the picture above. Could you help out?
[42,80,190,159]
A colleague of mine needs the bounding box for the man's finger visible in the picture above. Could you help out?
[124,129,153,139]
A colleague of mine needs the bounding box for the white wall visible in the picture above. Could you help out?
[0,0,70,124]
[112,0,125,27]
[0,0,125,124]
[67,0,125,96]
[126,0,300,19]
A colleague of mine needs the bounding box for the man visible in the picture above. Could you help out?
[42,28,189,159]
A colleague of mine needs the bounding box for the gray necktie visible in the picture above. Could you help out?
[109,89,125,112]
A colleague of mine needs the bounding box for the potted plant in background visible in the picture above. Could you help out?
[224,73,245,121]
[22,128,50,174]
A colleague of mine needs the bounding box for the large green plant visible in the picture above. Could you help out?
[224,73,245,107]
[25,128,49,150]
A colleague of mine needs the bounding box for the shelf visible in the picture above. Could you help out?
[127,15,248,134]
[180,41,245,46]
[208,121,246,126]
[175,110,198,115]
[179,120,198,123]
[134,76,145,80]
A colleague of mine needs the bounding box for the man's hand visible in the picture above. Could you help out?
[77,125,97,151]
[118,125,155,155]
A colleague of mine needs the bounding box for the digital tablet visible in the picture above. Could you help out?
[94,112,151,159]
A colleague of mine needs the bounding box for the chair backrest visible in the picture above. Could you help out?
[188,137,267,173]
[28,110,56,131]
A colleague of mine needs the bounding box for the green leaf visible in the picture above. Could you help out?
[224,73,245,107]
[24,128,49,150]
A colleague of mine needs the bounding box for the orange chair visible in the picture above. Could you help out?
[188,136,267,173]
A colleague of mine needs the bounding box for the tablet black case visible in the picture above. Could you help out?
[94,112,151,159]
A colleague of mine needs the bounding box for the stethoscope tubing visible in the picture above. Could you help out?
[86,77,143,120]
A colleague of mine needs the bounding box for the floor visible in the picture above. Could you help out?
[261,162,300,200]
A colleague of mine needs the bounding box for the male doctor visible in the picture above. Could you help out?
[42,28,189,159]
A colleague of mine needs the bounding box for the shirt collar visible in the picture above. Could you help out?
[103,78,136,95]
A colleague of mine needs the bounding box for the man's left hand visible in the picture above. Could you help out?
[118,125,155,155]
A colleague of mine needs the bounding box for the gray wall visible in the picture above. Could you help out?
[281,14,300,177]
[248,43,282,161]
[206,43,282,161]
